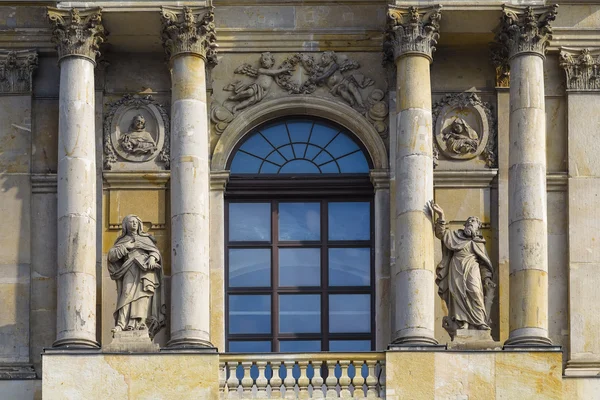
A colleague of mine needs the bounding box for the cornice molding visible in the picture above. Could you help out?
[433,170,498,188]
[385,5,442,63]
[0,49,38,94]
[103,171,170,190]
[47,7,107,63]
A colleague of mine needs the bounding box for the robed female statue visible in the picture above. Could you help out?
[108,215,166,339]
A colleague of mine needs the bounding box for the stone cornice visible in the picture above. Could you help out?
[210,170,230,191]
[47,7,106,64]
[559,47,600,92]
[160,6,218,65]
[0,49,38,94]
[385,5,442,63]
[370,169,390,190]
[494,5,558,61]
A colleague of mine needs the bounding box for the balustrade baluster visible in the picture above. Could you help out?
[311,360,325,399]
[241,361,254,399]
[296,360,309,399]
[256,361,268,399]
[325,360,338,399]
[365,360,378,399]
[226,362,241,400]
[271,361,284,399]
[284,361,297,399]
[351,360,365,399]
[219,361,227,400]
[379,361,386,400]
[339,360,352,398]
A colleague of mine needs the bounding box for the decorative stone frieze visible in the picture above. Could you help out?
[160,6,217,65]
[103,94,170,170]
[47,7,106,63]
[494,5,558,60]
[0,50,38,94]
[384,5,442,62]
[559,48,600,91]
[432,92,496,168]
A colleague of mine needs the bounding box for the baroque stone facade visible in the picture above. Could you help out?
[1,1,600,399]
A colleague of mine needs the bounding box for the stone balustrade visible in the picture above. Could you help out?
[219,353,386,399]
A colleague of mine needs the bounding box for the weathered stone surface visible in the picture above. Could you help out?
[104,330,159,353]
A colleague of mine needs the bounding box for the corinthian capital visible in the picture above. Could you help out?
[494,5,557,60]
[0,50,38,94]
[560,48,600,91]
[47,7,106,63]
[161,6,218,65]
[385,5,442,63]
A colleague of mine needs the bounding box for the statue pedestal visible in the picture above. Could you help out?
[448,329,502,350]
[104,330,159,353]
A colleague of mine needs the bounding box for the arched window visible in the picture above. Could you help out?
[225,118,374,353]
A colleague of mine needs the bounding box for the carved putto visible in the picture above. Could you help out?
[432,93,496,168]
[0,50,38,94]
[429,201,495,341]
[47,7,106,62]
[161,6,217,65]
[559,48,600,91]
[103,94,169,170]
[108,215,166,339]
[384,6,442,62]
[211,51,387,138]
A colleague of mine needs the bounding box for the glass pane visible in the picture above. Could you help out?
[329,248,370,286]
[230,151,262,173]
[287,121,313,143]
[229,249,270,288]
[326,133,359,157]
[279,202,320,241]
[240,133,273,158]
[280,340,321,353]
[309,124,338,147]
[229,295,271,334]
[328,202,370,241]
[329,294,370,333]
[229,203,271,241]
[279,295,321,333]
[337,151,369,173]
[329,340,371,352]
[279,248,320,287]
[229,341,271,353]
[279,159,320,174]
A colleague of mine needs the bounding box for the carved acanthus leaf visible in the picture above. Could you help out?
[0,50,38,94]
[494,5,557,60]
[384,5,442,62]
[47,7,106,63]
[160,6,218,66]
[489,42,510,88]
[559,48,600,91]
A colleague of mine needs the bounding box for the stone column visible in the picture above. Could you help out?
[495,5,557,347]
[560,48,600,375]
[161,6,217,349]
[386,6,441,346]
[47,7,105,348]
[370,170,391,349]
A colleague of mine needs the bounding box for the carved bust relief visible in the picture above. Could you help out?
[432,93,496,168]
[104,94,170,170]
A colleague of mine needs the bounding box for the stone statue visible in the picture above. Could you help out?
[225,52,293,113]
[108,215,166,339]
[429,201,496,339]
[119,114,157,155]
[305,51,373,111]
[443,118,479,155]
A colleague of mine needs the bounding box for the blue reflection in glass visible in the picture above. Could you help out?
[229,203,271,242]
[329,248,370,286]
[279,160,320,174]
[336,151,370,173]
[229,249,270,287]
[229,341,271,353]
[287,121,313,143]
[329,340,372,352]
[328,202,370,241]
[279,248,320,287]
[240,134,273,158]
[279,340,321,353]
[279,202,320,241]
[279,295,321,333]
[229,151,262,173]
[229,295,271,334]
[327,133,359,158]
[329,294,370,333]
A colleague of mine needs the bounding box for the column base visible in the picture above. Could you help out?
[52,338,100,349]
[503,336,554,348]
[388,335,440,349]
[167,337,216,351]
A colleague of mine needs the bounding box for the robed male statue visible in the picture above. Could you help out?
[429,201,495,339]
[108,215,166,339]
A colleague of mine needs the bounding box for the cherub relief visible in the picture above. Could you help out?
[224,52,293,114]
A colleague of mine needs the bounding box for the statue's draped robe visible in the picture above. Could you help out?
[108,234,166,336]
[435,219,493,329]
[122,130,156,154]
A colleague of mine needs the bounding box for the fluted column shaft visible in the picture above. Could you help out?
[386,6,441,346]
[495,5,557,347]
[47,7,105,348]
[161,6,217,348]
